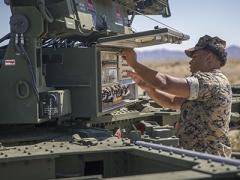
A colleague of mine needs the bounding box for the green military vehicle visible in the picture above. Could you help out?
[0,0,240,179]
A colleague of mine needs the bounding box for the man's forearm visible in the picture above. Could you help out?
[133,62,162,89]
[146,89,184,110]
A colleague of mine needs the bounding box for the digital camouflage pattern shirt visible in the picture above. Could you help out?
[176,70,232,157]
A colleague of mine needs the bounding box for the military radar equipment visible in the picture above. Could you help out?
[0,0,189,124]
[1,1,240,180]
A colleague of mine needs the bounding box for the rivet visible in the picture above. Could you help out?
[148,147,152,151]
[158,149,162,153]
[197,165,201,168]
[50,150,54,153]
[107,144,110,146]
[138,146,142,149]
[18,148,21,151]
[23,150,27,153]
[169,152,173,155]
[39,147,42,149]
[212,169,216,172]
[221,162,225,166]
[66,147,70,150]
[45,149,49,152]
[207,159,212,163]
[28,152,31,155]
[100,142,103,145]
[181,154,185,158]
[194,157,198,160]
[4,154,8,157]
[0,152,4,155]
[210,164,214,167]
[226,167,230,171]
[60,145,63,148]
[114,141,117,144]
[25,147,28,150]
[52,145,55,148]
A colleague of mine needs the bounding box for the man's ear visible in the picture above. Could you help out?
[205,52,212,64]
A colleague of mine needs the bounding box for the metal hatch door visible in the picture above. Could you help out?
[97,28,190,48]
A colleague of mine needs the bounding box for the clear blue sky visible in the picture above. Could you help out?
[0,0,239,51]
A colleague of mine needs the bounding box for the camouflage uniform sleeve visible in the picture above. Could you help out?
[186,76,199,100]
[192,72,213,101]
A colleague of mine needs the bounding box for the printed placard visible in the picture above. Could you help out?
[5,59,16,66]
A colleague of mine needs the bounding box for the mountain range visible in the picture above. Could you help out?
[137,45,240,61]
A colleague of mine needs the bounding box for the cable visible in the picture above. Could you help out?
[15,34,39,100]
[19,44,39,100]
[0,33,10,44]
[118,1,182,34]
[37,0,54,23]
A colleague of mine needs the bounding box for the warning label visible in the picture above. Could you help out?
[5,59,16,66]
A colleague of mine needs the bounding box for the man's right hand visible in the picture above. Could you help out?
[121,49,138,68]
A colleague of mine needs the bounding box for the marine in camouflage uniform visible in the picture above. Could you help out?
[121,35,232,157]
[176,35,232,157]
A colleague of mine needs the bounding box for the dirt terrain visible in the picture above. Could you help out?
[141,59,240,84]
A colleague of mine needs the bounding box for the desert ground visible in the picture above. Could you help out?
[141,59,240,84]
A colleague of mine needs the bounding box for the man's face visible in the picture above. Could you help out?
[189,49,210,73]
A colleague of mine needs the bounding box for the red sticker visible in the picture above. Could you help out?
[5,59,16,66]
